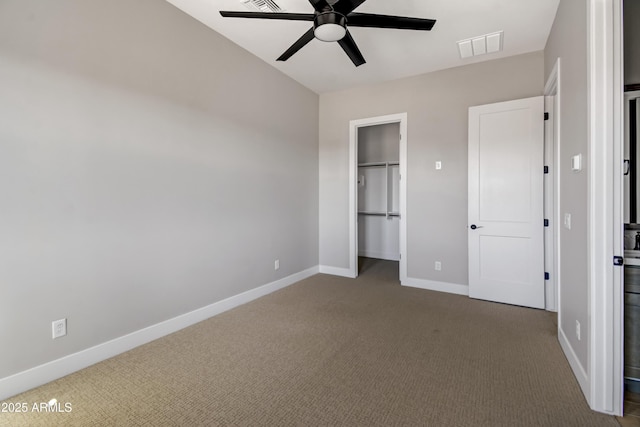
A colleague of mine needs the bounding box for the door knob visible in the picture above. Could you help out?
[470,224,483,230]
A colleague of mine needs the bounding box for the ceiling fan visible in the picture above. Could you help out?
[219,0,436,67]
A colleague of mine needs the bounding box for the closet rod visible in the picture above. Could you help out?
[358,161,400,168]
[358,211,401,217]
[358,211,386,216]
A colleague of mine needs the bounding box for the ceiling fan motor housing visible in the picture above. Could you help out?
[313,12,347,42]
[219,0,437,66]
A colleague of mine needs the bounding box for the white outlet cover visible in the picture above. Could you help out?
[564,213,571,230]
[435,161,442,170]
[52,318,67,339]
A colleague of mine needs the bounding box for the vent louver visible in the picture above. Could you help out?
[240,0,283,12]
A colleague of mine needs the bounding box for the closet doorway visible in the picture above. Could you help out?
[349,113,407,280]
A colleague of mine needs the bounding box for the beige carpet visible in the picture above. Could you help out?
[0,259,619,426]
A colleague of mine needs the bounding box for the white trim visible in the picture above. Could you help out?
[349,122,358,278]
[349,113,408,281]
[0,266,319,401]
[544,58,560,313]
[399,118,408,282]
[542,94,554,310]
[318,265,356,278]
[544,59,561,95]
[401,277,469,296]
[587,0,623,415]
[559,325,590,397]
[611,0,624,415]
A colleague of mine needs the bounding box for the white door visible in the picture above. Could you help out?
[468,96,544,309]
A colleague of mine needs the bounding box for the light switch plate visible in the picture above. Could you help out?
[571,154,582,171]
[564,213,572,230]
[435,161,442,170]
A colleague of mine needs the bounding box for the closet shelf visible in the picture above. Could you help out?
[358,211,400,217]
[358,161,400,168]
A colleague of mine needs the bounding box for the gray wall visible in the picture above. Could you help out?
[319,51,544,285]
[544,0,589,371]
[0,0,318,379]
[625,0,640,86]
[358,124,400,163]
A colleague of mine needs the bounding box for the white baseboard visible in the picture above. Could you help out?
[0,266,319,401]
[558,325,589,400]
[319,265,356,278]
[358,250,400,261]
[401,277,469,296]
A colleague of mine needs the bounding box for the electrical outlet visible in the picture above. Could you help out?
[564,213,572,230]
[52,318,67,339]
[576,320,581,341]
[435,161,442,170]
[274,259,280,271]
[435,261,442,271]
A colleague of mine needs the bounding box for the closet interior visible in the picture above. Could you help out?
[357,122,401,268]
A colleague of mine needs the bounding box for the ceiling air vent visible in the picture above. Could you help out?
[457,31,504,59]
[240,0,283,12]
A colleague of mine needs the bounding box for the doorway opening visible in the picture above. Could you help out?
[623,89,640,407]
[349,113,407,280]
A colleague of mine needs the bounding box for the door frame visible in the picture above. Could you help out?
[544,58,561,313]
[587,0,623,415]
[349,113,407,280]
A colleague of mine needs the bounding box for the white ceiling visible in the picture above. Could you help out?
[165,0,560,94]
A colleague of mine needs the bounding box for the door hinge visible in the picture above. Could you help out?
[614,256,624,266]
[544,112,549,120]
[544,166,549,174]
[545,272,550,280]
[544,219,549,227]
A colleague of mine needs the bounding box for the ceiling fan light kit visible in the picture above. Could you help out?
[314,12,347,42]
[220,0,436,67]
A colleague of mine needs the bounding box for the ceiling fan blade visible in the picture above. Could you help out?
[308,0,331,12]
[220,11,314,22]
[346,13,436,31]
[334,0,368,15]
[337,30,365,67]
[277,28,316,62]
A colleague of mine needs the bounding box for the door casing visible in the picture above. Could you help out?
[349,113,407,280]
